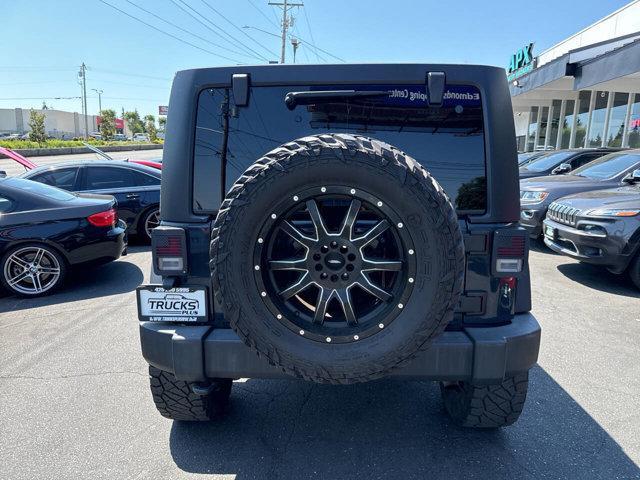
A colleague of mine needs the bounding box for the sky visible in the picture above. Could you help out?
[0,0,633,118]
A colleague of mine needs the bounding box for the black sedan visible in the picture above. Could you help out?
[0,177,126,297]
[20,161,160,242]
[519,148,621,179]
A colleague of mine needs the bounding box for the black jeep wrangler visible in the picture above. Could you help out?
[137,64,541,428]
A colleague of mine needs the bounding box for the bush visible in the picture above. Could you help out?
[0,139,163,149]
[28,110,47,144]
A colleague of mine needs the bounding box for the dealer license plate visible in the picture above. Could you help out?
[137,286,208,322]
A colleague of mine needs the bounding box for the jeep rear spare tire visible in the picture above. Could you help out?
[211,134,464,384]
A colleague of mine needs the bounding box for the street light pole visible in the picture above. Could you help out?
[92,89,103,115]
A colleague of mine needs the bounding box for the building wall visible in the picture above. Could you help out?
[0,108,98,138]
[0,109,15,132]
[537,1,640,66]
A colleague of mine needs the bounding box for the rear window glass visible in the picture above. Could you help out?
[193,84,486,214]
[5,178,75,201]
[573,152,640,179]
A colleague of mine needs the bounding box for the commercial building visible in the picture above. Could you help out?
[0,108,99,139]
[510,1,640,152]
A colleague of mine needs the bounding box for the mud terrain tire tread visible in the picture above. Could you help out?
[149,366,231,421]
[440,372,529,428]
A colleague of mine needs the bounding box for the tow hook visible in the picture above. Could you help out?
[191,383,215,396]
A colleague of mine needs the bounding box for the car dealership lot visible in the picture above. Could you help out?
[0,243,639,479]
[0,148,162,177]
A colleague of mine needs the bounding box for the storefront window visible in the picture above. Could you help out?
[606,92,629,147]
[629,94,640,149]
[548,100,561,149]
[560,99,575,149]
[575,91,591,148]
[526,106,538,152]
[587,91,608,147]
[537,106,549,149]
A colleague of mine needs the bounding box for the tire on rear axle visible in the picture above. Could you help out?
[211,134,465,384]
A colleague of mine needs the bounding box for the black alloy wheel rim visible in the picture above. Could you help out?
[253,186,416,344]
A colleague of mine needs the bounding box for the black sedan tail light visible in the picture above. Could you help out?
[87,208,117,228]
[152,226,188,275]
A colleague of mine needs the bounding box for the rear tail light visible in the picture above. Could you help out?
[87,208,117,228]
[152,226,188,275]
[493,231,527,275]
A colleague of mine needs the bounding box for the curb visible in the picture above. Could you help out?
[0,144,163,159]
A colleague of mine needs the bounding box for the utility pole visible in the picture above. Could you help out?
[269,0,303,63]
[78,62,89,139]
[92,89,103,115]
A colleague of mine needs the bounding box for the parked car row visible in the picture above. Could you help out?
[0,147,163,297]
[519,148,640,288]
[0,177,127,297]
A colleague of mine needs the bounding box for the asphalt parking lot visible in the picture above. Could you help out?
[1,239,639,479]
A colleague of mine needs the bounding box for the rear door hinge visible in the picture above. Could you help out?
[457,293,485,315]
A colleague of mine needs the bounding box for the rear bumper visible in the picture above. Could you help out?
[67,220,127,266]
[543,218,632,273]
[139,313,541,384]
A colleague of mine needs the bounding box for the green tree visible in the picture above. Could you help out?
[456,176,486,211]
[99,109,117,141]
[124,110,144,136]
[28,109,47,144]
[158,116,167,131]
[144,114,158,142]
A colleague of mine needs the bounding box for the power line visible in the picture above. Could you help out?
[199,0,279,58]
[269,3,281,27]
[0,66,77,71]
[243,25,337,63]
[90,79,169,90]
[247,0,279,28]
[291,20,311,63]
[169,0,269,62]
[100,96,168,101]
[89,68,171,82]
[302,3,321,62]
[0,80,73,86]
[125,0,252,59]
[290,32,344,62]
[0,96,82,100]
[96,0,244,64]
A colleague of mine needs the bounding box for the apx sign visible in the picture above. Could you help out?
[507,43,535,82]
